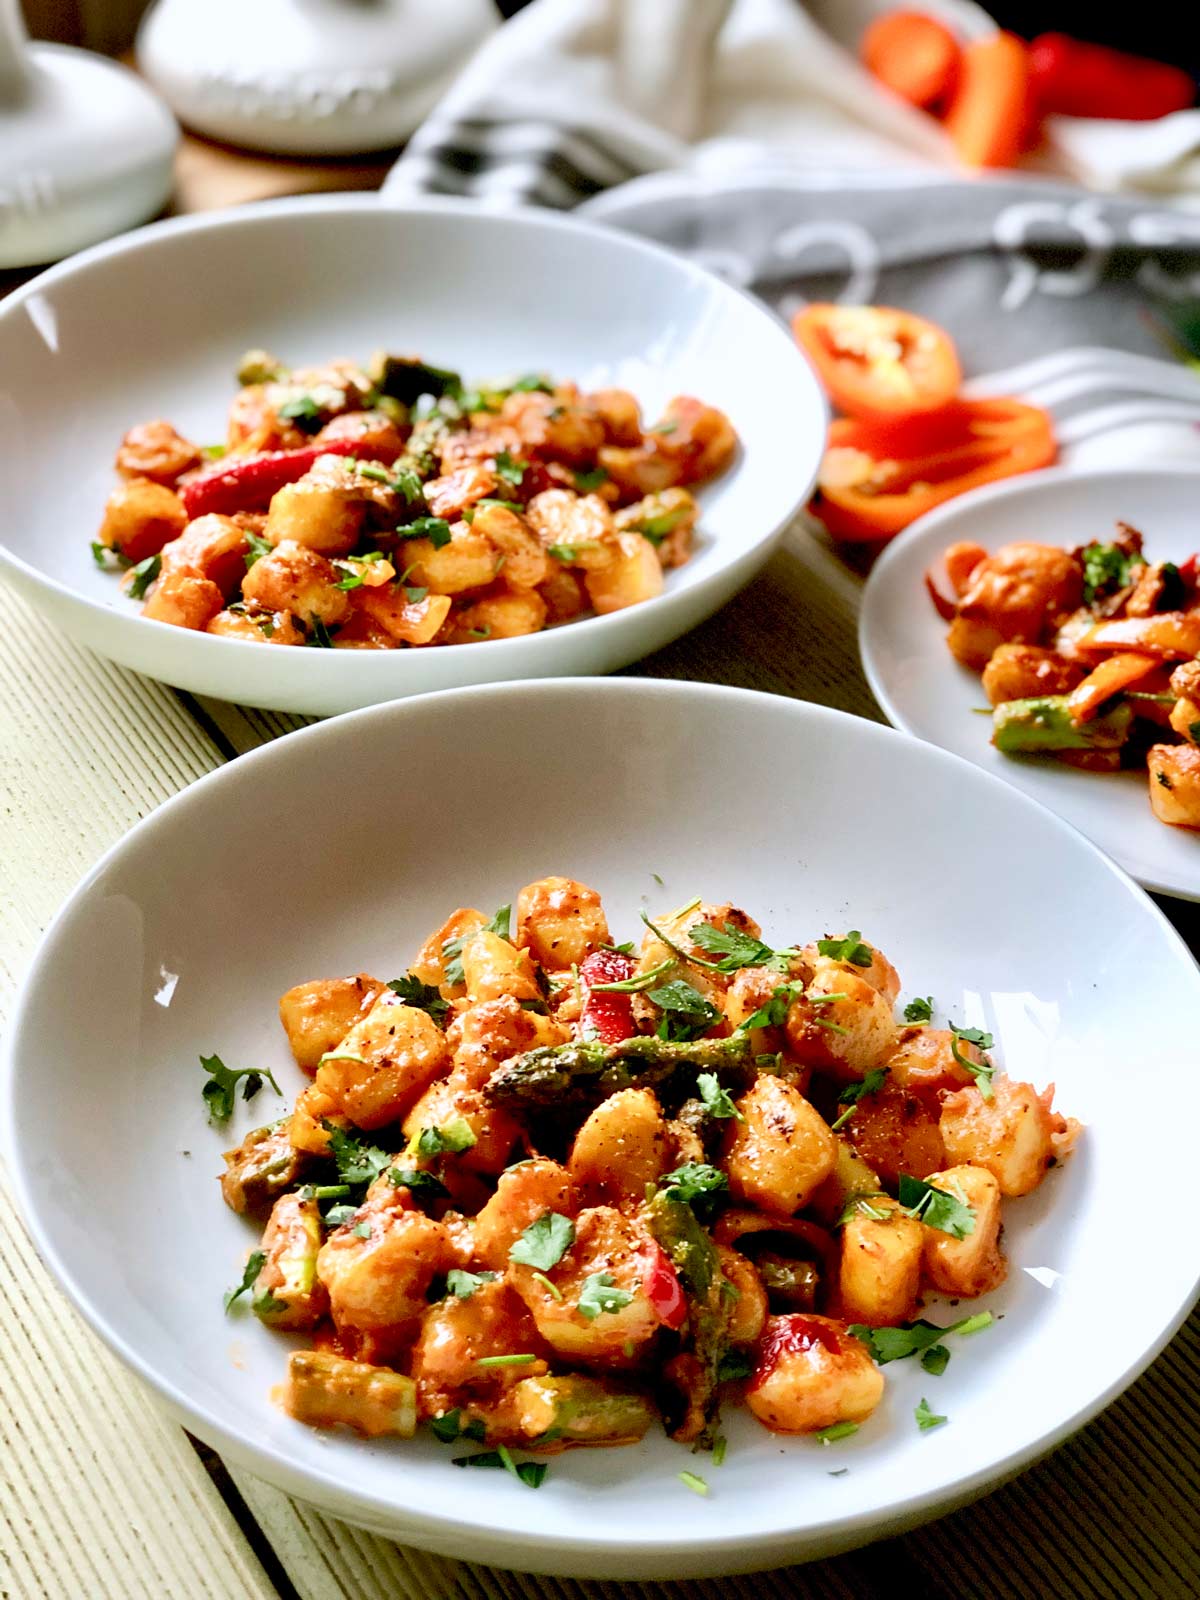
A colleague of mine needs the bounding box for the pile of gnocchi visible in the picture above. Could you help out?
[92,351,736,648]
[216,879,1079,1479]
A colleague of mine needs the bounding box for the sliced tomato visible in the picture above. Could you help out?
[793,304,961,421]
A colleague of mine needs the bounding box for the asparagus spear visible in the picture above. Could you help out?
[221,1122,316,1218]
[484,1034,752,1110]
[646,1192,728,1450]
[283,1351,417,1438]
[253,1194,328,1330]
[992,695,1132,755]
[511,1375,655,1446]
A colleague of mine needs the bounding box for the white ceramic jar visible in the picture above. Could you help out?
[0,0,177,268]
[137,0,497,156]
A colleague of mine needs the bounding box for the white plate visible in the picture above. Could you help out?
[6,679,1199,1578]
[0,194,824,716]
[861,466,1200,902]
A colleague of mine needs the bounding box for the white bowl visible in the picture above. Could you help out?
[6,679,1199,1578]
[860,465,1200,901]
[0,195,824,716]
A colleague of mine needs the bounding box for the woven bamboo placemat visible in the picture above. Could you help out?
[2,520,1198,1598]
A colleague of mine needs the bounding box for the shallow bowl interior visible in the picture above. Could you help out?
[6,679,1199,1578]
[0,196,825,714]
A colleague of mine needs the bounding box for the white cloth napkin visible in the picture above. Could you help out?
[383,0,1200,204]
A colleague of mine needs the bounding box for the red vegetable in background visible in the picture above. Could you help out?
[180,437,361,519]
[578,948,636,1046]
[944,31,1033,169]
[1029,34,1194,121]
[860,10,961,109]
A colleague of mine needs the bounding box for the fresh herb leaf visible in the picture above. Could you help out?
[243,531,273,570]
[404,585,429,603]
[199,1053,280,1124]
[307,615,335,649]
[388,1167,449,1198]
[395,515,452,549]
[224,1250,265,1310]
[920,1344,950,1376]
[321,1122,393,1187]
[903,995,935,1023]
[738,980,808,1032]
[696,1072,745,1121]
[814,1422,859,1444]
[509,1211,575,1271]
[915,1397,947,1432]
[451,1446,547,1487]
[446,1268,497,1299]
[530,1269,564,1302]
[493,450,527,488]
[659,1162,729,1211]
[830,1068,888,1132]
[678,1471,709,1496]
[277,393,323,429]
[476,1353,538,1369]
[648,977,722,1041]
[898,1174,976,1238]
[816,931,874,967]
[430,1409,465,1443]
[576,1271,635,1321]
[546,541,598,562]
[689,922,799,974]
[849,1311,992,1366]
[126,553,161,599]
[836,1193,894,1227]
[949,1023,996,1099]
[352,1221,372,1239]
[386,973,451,1024]
[441,905,510,986]
[1082,542,1139,605]
[476,498,524,515]
[588,957,673,995]
[717,1349,753,1381]
[573,466,609,492]
[416,1117,477,1156]
[324,1204,358,1228]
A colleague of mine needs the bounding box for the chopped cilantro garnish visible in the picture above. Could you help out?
[1082,542,1140,605]
[199,1053,280,1125]
[696,1072,745,1122]
[647,977,722,1041]
[1190,721,1200,744]
[126,553,161,599]
[903,995,935,1023]
[836,1192,893,1227]
[430,1409,487,1445]
[277,393,323,429]
[321,1122,393,1187]
[573,466,609,492]
[307,615,335,649]
[415,1117,477,1156]
[588,957,673,994]
[576,1271,634,1321]
[830,1067,888,1132]
[509,1211,575,1271]
[915,1398,947,1432]
[717,1349,753,1381]
[493,450,527,488]
[949,1023,996,1099]
[446,1268,497,1299]
[243,531,273,570]
[352,1221,371,1239]
[323,1204,358,1228]
[223,1250,265,1310]
[388,1167,449,1198]
[441,905,511,986]
[659,1162,729,1212]
[404,585,429,603]
[386,973,450,1024]
[817,931,874,966]
[452,1445,547,1487]
[738,979,807,1032]
[897,1175,976,1238]
[921,1344,950,1376]
[689,921,799,974]
[849,1311,992,1366]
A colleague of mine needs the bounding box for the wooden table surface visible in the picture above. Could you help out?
[3,130,1200,1600]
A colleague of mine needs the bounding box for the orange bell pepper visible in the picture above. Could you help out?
[811,398,1056,542]
[1077,614,1200,661]
[1067,653,1158,724]
[944,32,1033,170]
[792,304,962,421]
[861,10,962,110]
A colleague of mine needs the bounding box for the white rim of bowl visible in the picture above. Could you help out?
[5,677,1199,1562]
[858,462,1200,901]
[0,192,827,675]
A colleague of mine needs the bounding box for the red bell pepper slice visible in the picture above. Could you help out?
[578,948,636,1045]
[1029,34,1194,122]
[180,437,362,519]
[642,1243,687,1331]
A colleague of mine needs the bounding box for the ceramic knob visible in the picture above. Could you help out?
[0,0,177,269]
[137,0,498,156]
